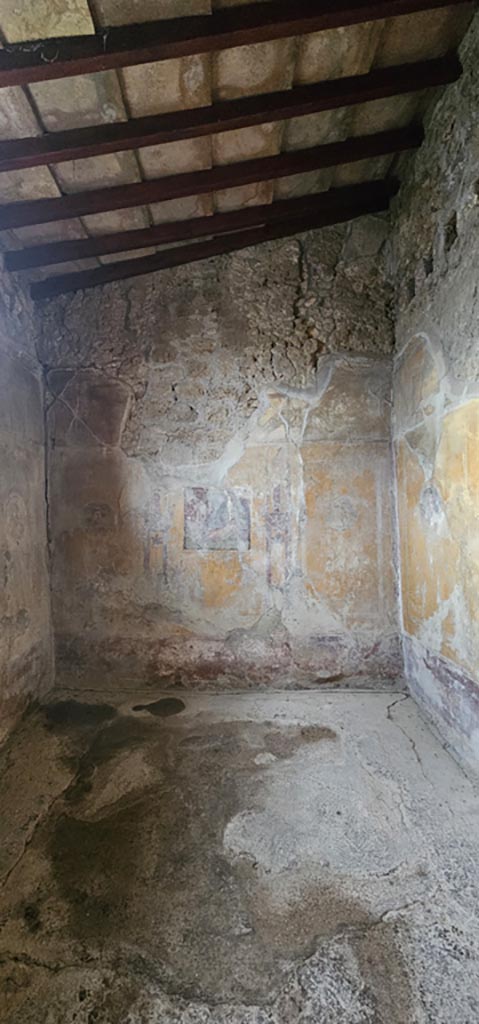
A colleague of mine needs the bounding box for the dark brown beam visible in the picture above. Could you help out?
[0,0,468,87]
[0,125,422,230]
[31,190,394,300]
[0,55,460,172]
[5,179,399,270]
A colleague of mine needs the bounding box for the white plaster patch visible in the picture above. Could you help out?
[223,740,423,878]
[254,752,277,766]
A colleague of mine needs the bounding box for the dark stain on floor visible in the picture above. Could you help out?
[21,902,42,934]
[49,716,277,1004]
[132,697,186,717]
[42,700,117,729]
[1,701,415,1021]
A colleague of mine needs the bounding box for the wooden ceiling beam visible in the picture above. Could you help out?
[5,179,398,270]
[0,0,468,87]
[0,55,460,172]
[0,125,422,230]
[31,188,394,300]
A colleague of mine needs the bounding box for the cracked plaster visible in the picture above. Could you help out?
[37,221,401,690]
[390,12,479,770]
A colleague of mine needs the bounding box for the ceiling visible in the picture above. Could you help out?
[0,0,474,298]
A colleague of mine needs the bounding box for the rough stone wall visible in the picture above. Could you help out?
[0,269,53,741]
[390,13,479,767]
[40,218,401,691]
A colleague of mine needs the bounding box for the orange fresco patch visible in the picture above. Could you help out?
[352,468,375,502]
[396,438,460,635]
[199,552,243,609]
[397,393,479,679]
[301,442,392,628]
[394,336,441,431]
[435,400,479,505]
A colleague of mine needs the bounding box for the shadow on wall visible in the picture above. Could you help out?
[0,338,52,742]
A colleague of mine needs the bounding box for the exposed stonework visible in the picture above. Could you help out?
[39,221,400,690]
[390,13,479,768]
[0,268,53,741]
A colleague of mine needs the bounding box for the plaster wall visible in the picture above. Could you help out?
[0,269,53,741]
[390,13,479,767]
[40,220,401,691]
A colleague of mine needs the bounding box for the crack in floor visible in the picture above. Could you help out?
[386,694,430,783]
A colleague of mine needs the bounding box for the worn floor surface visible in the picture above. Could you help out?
[0,688,478,1023]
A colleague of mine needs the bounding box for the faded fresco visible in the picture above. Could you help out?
[390,14,479,766]
[393,334,479,766]
[184,488,251,552]
[41,224,400,690]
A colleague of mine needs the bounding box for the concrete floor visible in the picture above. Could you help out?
[0,689,478,1023]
